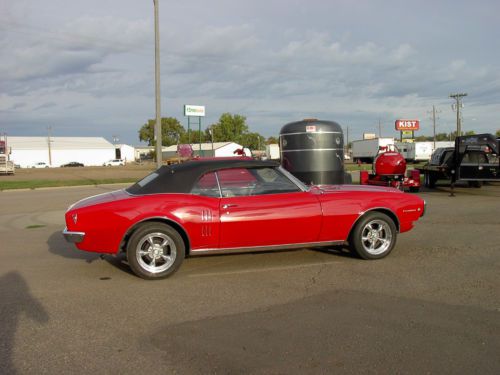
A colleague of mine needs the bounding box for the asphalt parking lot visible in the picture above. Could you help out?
[0,183,499,374]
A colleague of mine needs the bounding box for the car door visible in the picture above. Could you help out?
[217,167,322,249]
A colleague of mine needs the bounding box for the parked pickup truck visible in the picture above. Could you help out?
[418,134,499,188]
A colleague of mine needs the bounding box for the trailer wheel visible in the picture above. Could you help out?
[424,173,436,188]
[468,181,482,188]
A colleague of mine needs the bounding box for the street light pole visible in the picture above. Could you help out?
[154,0,162,168]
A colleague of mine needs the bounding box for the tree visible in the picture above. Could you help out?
[266,136,279,144]
[183,130,208,144]
[496,129,500,137]
[240,132,265,150]
[210,113,249,143]
[435,132,451,141]
[138,117,186,146]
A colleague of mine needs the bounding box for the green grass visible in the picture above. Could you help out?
[0,178,136,191]
[25,224,47,229]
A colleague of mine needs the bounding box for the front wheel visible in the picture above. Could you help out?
[349,212,397,259]
[126,223,185,279]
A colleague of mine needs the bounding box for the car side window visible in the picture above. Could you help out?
[250,168,301,195]
[217,168,257,197]
[191,172,221,197]
[217,167,301,197]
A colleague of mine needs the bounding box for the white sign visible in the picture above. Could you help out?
[184,105,205,117]
[306,125,316,132]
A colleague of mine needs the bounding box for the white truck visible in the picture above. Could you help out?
[266,144,280,160]
[352,137,394,163]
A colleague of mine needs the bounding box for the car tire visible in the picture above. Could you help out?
[409,186,420,193]
[126,222,185,280]
[349,212,397,260]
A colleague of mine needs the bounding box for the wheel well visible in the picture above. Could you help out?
[348,208,400,240]
[120,218,191,255]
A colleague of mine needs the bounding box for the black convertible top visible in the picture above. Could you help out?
[126,158,279,195]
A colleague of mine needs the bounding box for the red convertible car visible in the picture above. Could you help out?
[63,159,425,279]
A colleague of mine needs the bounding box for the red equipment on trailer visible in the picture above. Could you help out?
[359,145,420,192]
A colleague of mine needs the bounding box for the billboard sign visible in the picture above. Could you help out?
[184,105,205,117]
[395,119,419,131]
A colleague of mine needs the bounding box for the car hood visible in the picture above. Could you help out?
[312,184,402,194]
[68,189,131,211]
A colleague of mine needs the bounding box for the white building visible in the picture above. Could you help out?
[116,144,135,163]
[9,137,116,167]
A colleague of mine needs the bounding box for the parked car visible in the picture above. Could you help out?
[104,159,124,166]
[31,162,49,168]
[61,162,84,167]
[63,158,426,280]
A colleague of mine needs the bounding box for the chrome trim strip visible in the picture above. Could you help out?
[62,228,85,243]
[213,171,223,198]
[282,148,343,152]
[189,240,345,256]
[280,131,342,136]
[277,166,308,191]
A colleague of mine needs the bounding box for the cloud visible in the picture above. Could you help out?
[1,0,500,143]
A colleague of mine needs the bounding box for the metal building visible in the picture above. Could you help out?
[8,137,116,168]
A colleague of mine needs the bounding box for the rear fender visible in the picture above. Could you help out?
[119,217,191,255]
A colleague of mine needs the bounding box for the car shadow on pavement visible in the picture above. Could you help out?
[311,245,357,259]
[0,271,49,374]
[47,230,100,262]
[46,231,136,277]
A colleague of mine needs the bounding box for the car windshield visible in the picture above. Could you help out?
[278,166,308,191]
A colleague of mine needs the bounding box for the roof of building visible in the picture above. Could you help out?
[8,137,114,150]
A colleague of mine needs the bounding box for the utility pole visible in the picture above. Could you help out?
[378,119,382,138]
[450,93,467,138]
[345,125,349,157]
[154,0,162,168]
[47,126,52,166]
[428,105,441,149]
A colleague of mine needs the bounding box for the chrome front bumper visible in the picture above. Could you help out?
[63,228,85,243]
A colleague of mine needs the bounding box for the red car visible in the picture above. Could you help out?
[63,159,425,279]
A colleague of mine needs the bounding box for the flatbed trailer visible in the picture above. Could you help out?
[418,134,499,189]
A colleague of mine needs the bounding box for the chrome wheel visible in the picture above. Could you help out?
[360,219,393,255]
[136,232,177,274]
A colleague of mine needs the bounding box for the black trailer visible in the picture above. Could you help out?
[452,134,499,185]
[419,133,499,191]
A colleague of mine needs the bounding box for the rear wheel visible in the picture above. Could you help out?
[126,223,185,279]
[349,212,397,259]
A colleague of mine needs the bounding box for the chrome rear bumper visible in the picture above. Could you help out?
[63,228,85,243]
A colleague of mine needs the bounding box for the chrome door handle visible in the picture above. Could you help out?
[222,204,238,209]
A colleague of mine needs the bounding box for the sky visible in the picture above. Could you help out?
[1,0,499,145]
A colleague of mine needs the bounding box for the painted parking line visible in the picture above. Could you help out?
[187,260,342,278]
